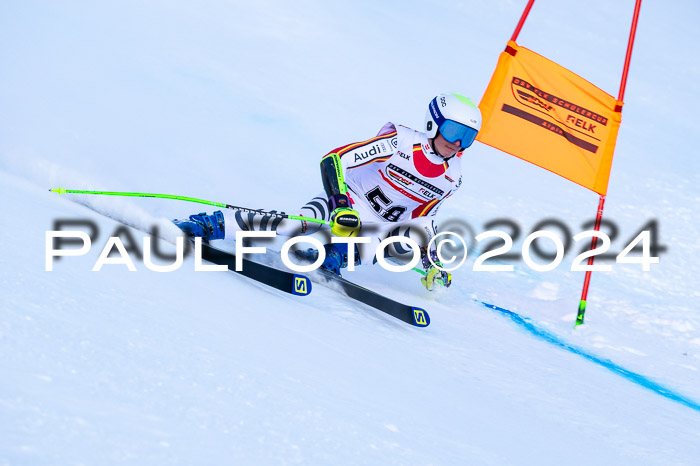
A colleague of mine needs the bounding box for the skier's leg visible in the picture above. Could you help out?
[354,217,436,267]
[318,218,432,275]
[223,193,330,237]
[173,193,330,241]
[318,199,376,274]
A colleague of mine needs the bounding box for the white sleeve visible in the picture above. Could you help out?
[334,123,398,172]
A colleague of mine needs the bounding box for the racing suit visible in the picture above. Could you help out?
[223,122,464,265]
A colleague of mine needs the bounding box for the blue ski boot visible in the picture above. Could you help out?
[320,243,360,275]
[173,211,226,242]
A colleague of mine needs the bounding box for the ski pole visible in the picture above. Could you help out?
[387,257,449,286]
[48,187,331,226]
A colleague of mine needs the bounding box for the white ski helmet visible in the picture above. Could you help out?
[424,93,482,149]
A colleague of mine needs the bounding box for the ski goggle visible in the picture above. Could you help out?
[438,119,479,149]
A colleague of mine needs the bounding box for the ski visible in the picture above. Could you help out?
[200,244,425,326]
[199,243,312,297]
[315,269,430,327]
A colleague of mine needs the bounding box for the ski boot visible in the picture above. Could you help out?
[320,243,361,276]
[294,244,361,275]
[173,211,225,242]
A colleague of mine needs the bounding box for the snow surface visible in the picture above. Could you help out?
[2,0,700,464]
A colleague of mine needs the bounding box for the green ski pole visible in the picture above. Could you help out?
[49,187,331,227]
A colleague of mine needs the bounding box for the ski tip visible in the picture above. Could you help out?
[291,275,312,296]
[411,307,430,327]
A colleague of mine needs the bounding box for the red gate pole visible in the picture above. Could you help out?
[575,196,606,326]
[510,0,536,42]
[618,0,643,104]
[575,0,642,326]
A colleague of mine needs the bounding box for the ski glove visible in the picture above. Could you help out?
[330,207,361,237]
[420,248,452,291]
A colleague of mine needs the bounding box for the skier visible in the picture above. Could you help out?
[175,92,482,290]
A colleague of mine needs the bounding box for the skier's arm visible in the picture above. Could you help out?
[320,152,351,210]
[319,126,398,236]
[320,152,360,237]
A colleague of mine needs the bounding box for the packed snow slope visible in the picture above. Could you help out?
[2,0,700,464]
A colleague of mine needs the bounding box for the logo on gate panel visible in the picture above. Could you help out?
[293,276,311,296]
[506,77,606,154]
[412,308,430,327]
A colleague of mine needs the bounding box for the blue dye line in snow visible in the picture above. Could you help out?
[478,301,700,413]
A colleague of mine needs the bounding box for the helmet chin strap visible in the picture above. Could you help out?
[430,132,457,161]
[427,138,441,158]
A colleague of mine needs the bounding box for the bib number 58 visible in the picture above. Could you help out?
[366,186,406,222]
